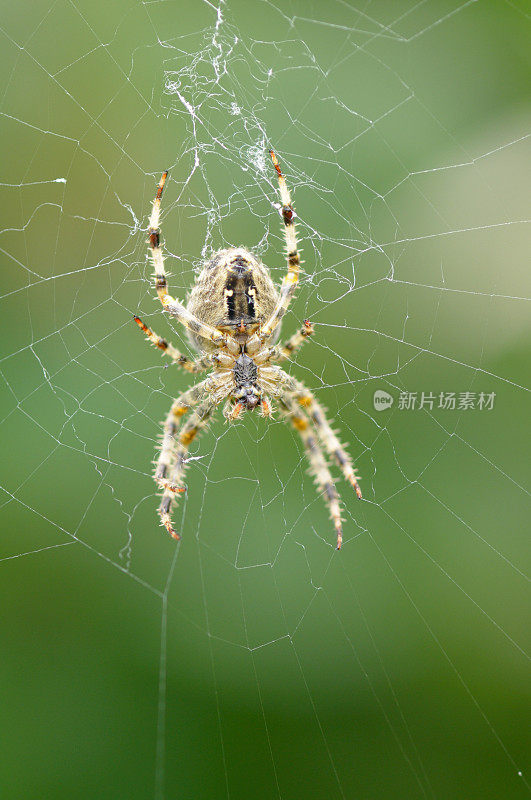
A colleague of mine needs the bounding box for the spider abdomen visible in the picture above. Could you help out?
[186,247,280,352]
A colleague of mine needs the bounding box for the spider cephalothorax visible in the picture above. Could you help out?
[135,151,361,549]
[232,353,261,410]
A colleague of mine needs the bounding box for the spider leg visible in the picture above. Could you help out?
[252,320,315,365]
[134,316,212,373]
[148,172,229,349]
[292,380,362,499]
[263,366,362,499]
[276,320,314,363]
[158,398,220,540]
[154,380,212,498]
[259,151,301,342]
[279,392,343,549]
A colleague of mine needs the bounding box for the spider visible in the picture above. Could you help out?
[134,151,361,549]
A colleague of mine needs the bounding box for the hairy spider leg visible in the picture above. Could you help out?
[261,320,315,364]
[279,393,343,549]
[251,321,315,365]
[158,399,220,540]
[148,172,228,348]
[134,315,212,373]
[154,381,212,497]
[259,151,302,341]
[294,382,362,499]
[276,319,314,362]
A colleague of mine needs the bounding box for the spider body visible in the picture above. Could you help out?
[135,152,361,549]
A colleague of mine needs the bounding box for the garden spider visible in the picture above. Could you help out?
[135,151,361,549]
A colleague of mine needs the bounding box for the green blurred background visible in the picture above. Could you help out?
[0,1,529,798]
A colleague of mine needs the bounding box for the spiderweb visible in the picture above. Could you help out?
[0,0,529,797]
